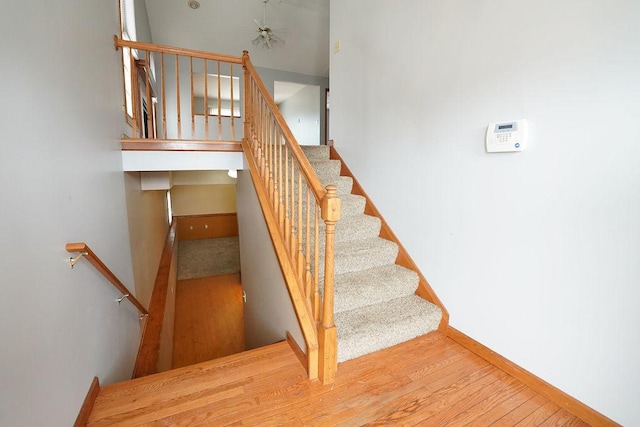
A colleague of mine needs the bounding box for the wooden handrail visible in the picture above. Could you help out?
[241,138,320,380]
[114,37,242,143]
[114,36,243,64]
[242,52,340,384]
[111,37,339,384]
[66,242,148,316]
[242,55,325,203]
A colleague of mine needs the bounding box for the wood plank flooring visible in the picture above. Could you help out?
[89,332,593,426]
[172,273,245,369]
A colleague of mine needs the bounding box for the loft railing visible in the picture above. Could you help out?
[114,37,243,150]
[243,54,340,384]
[66,242,148,317]
[113,38,340,384]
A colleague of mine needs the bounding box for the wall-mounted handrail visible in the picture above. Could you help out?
[66,242,149,317]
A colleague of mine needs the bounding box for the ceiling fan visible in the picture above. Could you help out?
[252,0,285,49]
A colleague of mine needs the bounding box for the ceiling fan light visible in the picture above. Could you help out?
[252,0,284,49]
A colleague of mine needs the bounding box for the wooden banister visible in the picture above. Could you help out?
[111,38,340,384]
[242,53,340,384]
[242,138,320,380]
[66,242,148,316]
[114,36,243,64]
[114,37,243,144]
[242,55,325,202]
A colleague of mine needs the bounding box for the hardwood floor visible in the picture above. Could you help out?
[89,332,593,425]
[172,273,245,369]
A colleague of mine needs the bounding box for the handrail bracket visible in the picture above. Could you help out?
[65,242,149,317]
[116,294,130,305]
[69,251,89,269]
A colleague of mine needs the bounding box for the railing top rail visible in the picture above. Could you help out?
[243,54,326,203]
[66,242,149,316]
[114,36,244,64]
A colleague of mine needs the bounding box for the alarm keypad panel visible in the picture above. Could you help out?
[486,119,527,153]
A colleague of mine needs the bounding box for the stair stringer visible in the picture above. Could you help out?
[328,146,449,331]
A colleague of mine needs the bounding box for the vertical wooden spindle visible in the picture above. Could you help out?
[217,61,222,140]
[161,52,166,139]
[278,133,284,229]
[190,57,195,139]
[284,145,291,246]
[204,60,209,139]
[305,188,312,299]
[230,64,235,140]
[129,50,138,138]
[145,51,152,139]
[313,203,320,322]
[297,170,304,282]
[175,54,181,139]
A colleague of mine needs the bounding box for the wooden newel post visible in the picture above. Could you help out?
[319,184,340,384]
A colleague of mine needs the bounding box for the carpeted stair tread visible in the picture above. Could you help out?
[319,175,354,195]
[337,194,367,217]
[332,237,399,276]
[302,193,365,218]
[335,295,442,362]
[299,144,443,364]
[329,264,420,313]
[295,174,353,196]
[294,214,381,252]
[309,159,342,179]
[300,145,330,161]
[331,213,382,244]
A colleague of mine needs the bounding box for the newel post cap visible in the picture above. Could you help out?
[321,185,341,222]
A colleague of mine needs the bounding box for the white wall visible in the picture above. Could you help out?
[0,1,141,425]
[134,0,153,43]
[257,67,329,145]
[278,84,321,145]
[171,184,237,216]
[124,172,169,308]
[330,1,640,424]
[236,170,305,352]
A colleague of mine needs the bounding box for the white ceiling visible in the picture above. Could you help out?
[273,81,307,104]
[144,0,330,77]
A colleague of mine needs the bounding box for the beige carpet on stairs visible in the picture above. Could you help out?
[301,145,442,362]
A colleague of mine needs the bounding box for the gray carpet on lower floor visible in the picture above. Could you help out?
[177,237,240,280]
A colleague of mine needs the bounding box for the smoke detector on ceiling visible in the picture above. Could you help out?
[188,0,200,10]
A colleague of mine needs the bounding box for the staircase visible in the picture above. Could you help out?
[301,145,442,362]
[82,145,445,424]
